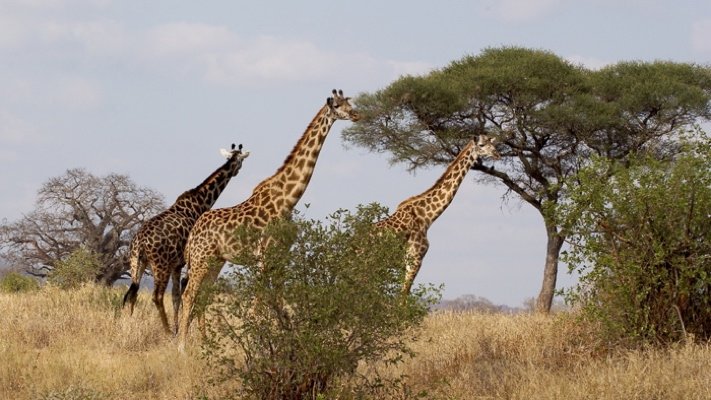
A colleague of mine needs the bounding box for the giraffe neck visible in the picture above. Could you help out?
[245,105,335,216]
[172,157,241,219]
[398,140,479,227]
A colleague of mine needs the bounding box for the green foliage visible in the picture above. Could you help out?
[560,138,711,344]
[48,247,102,290]
[0,271,40,293]
[200,204,441,400]
[343,46,711,313]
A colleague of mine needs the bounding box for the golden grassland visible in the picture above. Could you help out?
[1,284,710,400]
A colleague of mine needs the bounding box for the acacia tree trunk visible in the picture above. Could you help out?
[535,222,565,313]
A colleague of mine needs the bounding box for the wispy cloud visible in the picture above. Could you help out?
[565,55,612,70]
[386,60,434,78]
[0,11,429,87]
[692,19,711,56]
[141,23,386,86]
[2,0,111,10]
[52,77,103,110]
[144,22,237,57]
[490,0,562,22]
[0,111,41,144]
[2,75,102,111]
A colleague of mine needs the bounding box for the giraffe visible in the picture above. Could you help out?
[122,143,250,333]
[177,89,359,349]
[376,135,500,294]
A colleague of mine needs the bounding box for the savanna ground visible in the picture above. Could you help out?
[1,284,710,400]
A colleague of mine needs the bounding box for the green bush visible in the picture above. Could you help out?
[0,271,40,293]
[48,247,102,290]
[560,141,711,345]
[200,204,441,400]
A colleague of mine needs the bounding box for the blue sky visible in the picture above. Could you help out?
[1,0,710,306]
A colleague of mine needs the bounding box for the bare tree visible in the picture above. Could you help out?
[0,168,165,285]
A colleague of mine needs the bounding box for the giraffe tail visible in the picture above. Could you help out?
[122,240,147,312]
[122,282,140,311]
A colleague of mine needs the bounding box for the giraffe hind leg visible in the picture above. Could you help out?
[152,274,172,333]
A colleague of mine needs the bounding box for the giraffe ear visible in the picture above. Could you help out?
[326,97,334,106]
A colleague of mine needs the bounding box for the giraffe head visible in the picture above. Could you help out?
[326,89,360,122]
[475,135,501,160]
[219,143,251,176]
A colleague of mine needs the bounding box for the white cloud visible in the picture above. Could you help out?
[204,37,378,85]
[2,0,111,10]
[692,19,711,55]
[0,14,426,88]
[0,6,125,54]
[385,60,434,78]
[491,0,561,22]
[0,13,31,49]
[144,22,238,57]
[0,111,41,144]
[1,75,102,111]
[140,22,398,87]
[52,77,103,110]
[41,19,127,55]
[565,55,612,70]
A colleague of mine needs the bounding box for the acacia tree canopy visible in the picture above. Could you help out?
[342,46,711,312]
[0,168,165,285]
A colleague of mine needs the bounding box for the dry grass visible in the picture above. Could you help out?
[387,311,711,399]
[1,285,710,399]
[0,284,206,400]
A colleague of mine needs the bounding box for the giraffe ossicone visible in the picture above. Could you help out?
[220,143,248,159]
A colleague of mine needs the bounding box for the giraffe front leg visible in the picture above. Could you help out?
[402,258,422,295]
[170,264,183,335]
[177,259,209,351]
[402,237,429,294]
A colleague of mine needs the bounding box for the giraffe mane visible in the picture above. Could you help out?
[395,140,477,207]
[249,104,330,194]
[175,152,239,201]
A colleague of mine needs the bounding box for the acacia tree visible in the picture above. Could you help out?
[343,47,711,312]
[0,168,165,285]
